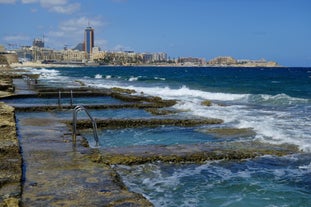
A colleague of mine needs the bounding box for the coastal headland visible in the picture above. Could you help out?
[0,55,298,206]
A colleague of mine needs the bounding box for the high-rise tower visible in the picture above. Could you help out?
[84,26,94,58]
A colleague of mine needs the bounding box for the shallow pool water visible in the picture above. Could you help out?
[16,108,153,120]
[82,125,253,148]
[2,96,124,107]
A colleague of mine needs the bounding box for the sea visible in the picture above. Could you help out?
[18,66,311,207]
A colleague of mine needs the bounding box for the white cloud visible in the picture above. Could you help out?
[0,0,16,3]
[46,16,105,49]
[112,44,132,52]
[3,34,30,42]
[96,39,108,50]
[47,3,79,14]
[21,0,80,14]
[21,0,37,3]
[59,17,103,33]
[47,31,64,37]
[40,0,67,6]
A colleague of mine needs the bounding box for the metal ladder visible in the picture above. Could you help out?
[58,90,74,108]
[72,105,99,147]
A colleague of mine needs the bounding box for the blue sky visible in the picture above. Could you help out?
[0,0,310,66]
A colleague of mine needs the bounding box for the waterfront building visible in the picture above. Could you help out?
[208,56,237,65]
[178,57,206,66]
[84,26,94,58]
[61,49,85,62]
[152,52,168,62]
[15,46,33,61]
[33,38,44,48]
[0,45,5,53]
[142,53,153,63]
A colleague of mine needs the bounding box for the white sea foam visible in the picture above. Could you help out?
[132,85,247,102]
[117,154,311,206]
[299,162,311,170]
[83,79,311,152]
[128,76,140,81]
[86,82,246,102]
[27,68,62,80]
[117,162,255,206]
[154,77,166,81]
[94,74,102,79]
[245,93,309,106]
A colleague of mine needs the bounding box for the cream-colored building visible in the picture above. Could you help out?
[0,45,5,53]
[61,49,86,62]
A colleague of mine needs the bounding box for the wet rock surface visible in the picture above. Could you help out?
[17,117,152,206]
[70,118,223,130]
[0,69,22,98]
[198,127,256,139]
[0,102,22,207]
[88,141,299,165]
[0,69,153,206]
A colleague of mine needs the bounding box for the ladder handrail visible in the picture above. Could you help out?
[58,90,74,108]
[58,90,62,109]
[72,105,99,147]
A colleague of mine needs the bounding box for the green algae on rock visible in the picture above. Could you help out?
[145,108,179,116]
[198,127,256,139]
[111,87,136,94]
[70,118,224,130]
[88,141,300,165]
[201,100,212,106]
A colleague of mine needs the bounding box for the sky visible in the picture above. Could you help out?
[0,0,311,67]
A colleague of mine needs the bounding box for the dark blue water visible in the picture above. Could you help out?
[21,66,311,206]
[41,66,311,99]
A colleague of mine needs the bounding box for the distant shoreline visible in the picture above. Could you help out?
[10,61,285,69]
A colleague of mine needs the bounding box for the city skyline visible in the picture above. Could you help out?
[0,0,311,67]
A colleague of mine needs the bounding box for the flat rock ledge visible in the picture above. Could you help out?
[0,102,22,207]
[87,141,300,165]
[0,69,23,99]
[69,118,224,130]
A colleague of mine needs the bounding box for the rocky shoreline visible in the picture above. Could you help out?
[0,67,22,206]
[0,65,154,206]
[0,59,301,206]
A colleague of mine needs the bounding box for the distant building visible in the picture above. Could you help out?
[15,46,33,61]
[142,53,153,63]
[208,56,237,65]
[61,49,85,62]
[178,57,206,65]
[0,45,5,53]
[33,38,44,48]
[152,52,168,62]
[84,26,94,58]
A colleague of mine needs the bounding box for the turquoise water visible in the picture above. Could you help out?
[16,66,311,206]
[16,108,152,120]
[1,96,123,107]
[83,126,228,147]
